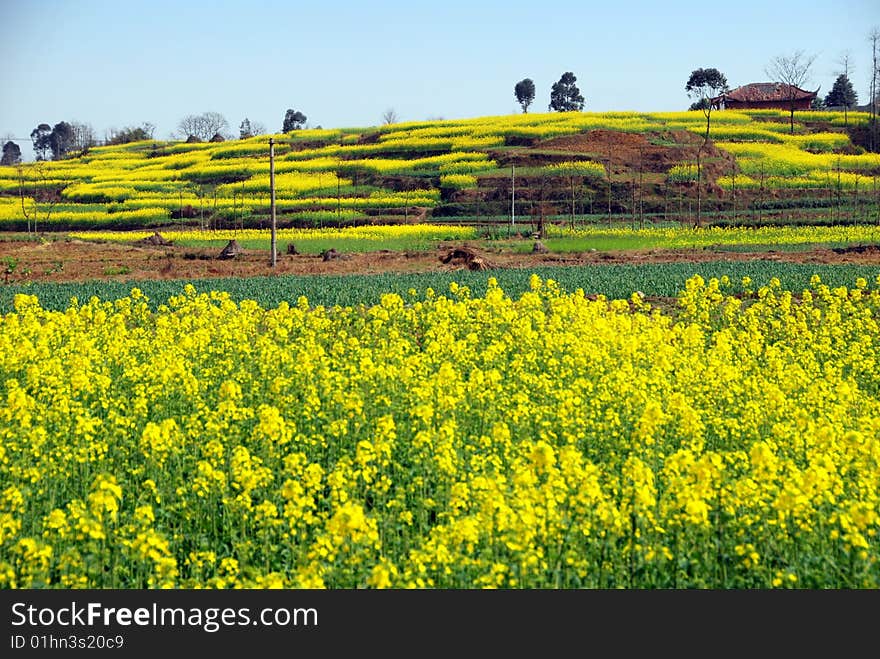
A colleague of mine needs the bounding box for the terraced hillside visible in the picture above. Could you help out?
[1,109,877,231]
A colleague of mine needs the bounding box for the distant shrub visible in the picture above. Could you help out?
[107,124,155,145]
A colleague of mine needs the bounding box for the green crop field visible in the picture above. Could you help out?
[3,261,880,313]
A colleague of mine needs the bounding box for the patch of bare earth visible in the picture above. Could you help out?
[2,237,879,286]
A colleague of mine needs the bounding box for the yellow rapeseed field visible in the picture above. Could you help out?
[0,274,878,588]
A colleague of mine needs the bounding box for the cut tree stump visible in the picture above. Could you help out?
[440,246,493,271]
[218,240,244,260]
[135,232,173,247]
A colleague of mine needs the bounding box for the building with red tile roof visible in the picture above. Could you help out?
[710,82,819,110]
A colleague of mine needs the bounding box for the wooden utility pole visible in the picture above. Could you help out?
[606,150,612,227]
[871,28,879,152]
[875,174,879,225]
[269,137,277,267]
[696,150,702,227]
[758,162,765,224]
[511,164,516,229]
[731,163,737,223]
[631,177,636,229]
[638,147,644,228]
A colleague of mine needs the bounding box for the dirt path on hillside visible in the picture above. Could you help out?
[1,238,879,285]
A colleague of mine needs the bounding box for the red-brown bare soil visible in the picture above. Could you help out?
[1,238,879,286]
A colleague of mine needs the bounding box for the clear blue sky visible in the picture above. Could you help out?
[1,0,878,159]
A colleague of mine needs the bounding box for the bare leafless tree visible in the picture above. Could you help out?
[835,52,854,124]
[177,114,203,141]
[70,121,97,154]
[177,111,230,141]
[238,118,267,139]
[382,108,399,125]
[16,162,59,235]
[765,50,817,133]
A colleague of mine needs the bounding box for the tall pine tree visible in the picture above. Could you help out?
[824,74,858,109]
[514,78,536,113]
[549,72,585,112]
